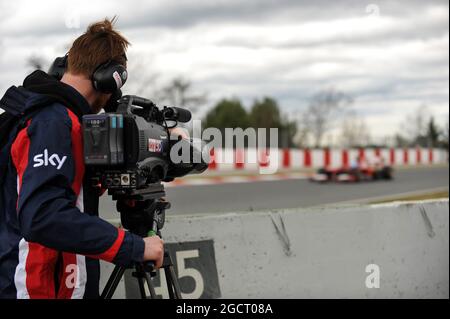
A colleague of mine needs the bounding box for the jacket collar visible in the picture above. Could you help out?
[23,70,92,119]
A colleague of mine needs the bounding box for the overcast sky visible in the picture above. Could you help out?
[0,0,448,142]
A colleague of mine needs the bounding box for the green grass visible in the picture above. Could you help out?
[370,191,449,204]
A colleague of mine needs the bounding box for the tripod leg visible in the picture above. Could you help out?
[161,252,182,299]
[136,275,147,299]
[131,264,151,299]
[142,268,158,299]
[135,263,158,299]
[101,265,121,296]
[101,266,126,299]
[164,266,175,299]
[167,264,183,299]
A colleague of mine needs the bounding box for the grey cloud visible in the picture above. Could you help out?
[1,0,446,36]
[117,0,448,31]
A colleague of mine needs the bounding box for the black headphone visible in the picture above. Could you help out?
[47,54,128,94]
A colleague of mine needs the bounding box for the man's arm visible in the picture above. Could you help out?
[11,115,148,267]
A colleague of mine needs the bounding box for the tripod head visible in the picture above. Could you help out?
[113,183,169,238]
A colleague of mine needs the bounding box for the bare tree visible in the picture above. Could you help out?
[443,119,449,149]
[339,112,372,147]
[302,88,353,148]
[157,77,207,114]
[125,58,207,117]
[27,55,47,71]
[400,104,430,144]
[291,110,311,147]
[293,125,311,148]
[124,59,160,98]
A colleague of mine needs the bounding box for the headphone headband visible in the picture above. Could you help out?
[48,55,127,94]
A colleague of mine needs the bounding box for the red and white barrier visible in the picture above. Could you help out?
[207,148,448,173]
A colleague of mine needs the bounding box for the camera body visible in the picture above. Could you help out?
[82,95,207,195]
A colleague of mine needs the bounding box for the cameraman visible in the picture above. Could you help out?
[0,18,163,299]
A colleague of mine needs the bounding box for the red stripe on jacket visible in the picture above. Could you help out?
[57,109,85,299]
[25,243,59,298]
[11,120,31,209]
[86,228,126,262]
[67,109,84,197]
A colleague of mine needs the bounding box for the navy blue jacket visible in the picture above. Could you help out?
[0,72,145,299]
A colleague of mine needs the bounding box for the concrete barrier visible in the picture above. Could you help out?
[101,199,449,298]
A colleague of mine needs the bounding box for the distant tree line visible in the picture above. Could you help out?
[202,88,360,149]
[202,97,297,148]
[395,105,449,149]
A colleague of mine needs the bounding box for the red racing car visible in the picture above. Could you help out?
[310,162,394,183]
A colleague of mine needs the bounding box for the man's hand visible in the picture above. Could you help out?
[143,236,164,269]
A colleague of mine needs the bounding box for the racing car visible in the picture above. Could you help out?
[310,159,394,183]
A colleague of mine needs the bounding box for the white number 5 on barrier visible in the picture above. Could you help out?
[154,249,205,299]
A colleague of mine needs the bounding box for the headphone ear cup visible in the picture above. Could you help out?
[92,61,127,94]
[48,55,68,80]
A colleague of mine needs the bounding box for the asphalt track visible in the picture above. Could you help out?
[99,166,449,219]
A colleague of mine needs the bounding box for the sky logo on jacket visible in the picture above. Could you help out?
[33,149,67,170]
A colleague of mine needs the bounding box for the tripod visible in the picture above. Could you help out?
[100,183,182,299]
